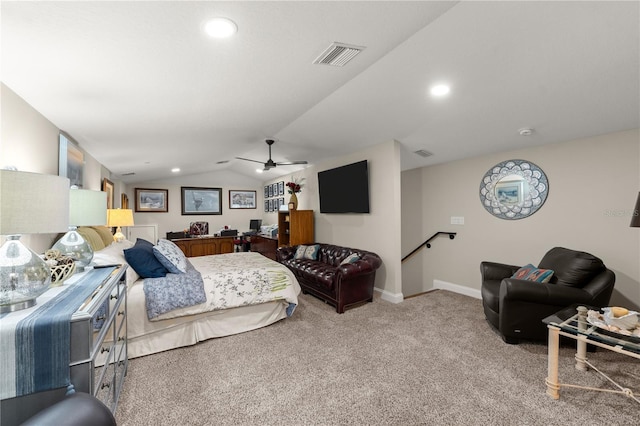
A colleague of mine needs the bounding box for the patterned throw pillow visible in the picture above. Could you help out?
[294,245,308,260]
[340,253,360,265]
[294,244,319,260]
[511,264,554,283]
[153,239,188,274]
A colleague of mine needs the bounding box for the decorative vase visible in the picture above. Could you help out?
[289,192,298,210]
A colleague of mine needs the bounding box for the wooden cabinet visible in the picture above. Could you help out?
[171,236,234,257]
[250,235,278,260]
[278,209,314,247]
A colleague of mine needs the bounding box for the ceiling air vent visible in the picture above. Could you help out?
[313,42,365,67]
[414,150,433,158]
[121,172,135,176]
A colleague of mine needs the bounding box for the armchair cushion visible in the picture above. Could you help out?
[538,247,605,288]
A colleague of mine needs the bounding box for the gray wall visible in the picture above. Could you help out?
[402,129,640,309]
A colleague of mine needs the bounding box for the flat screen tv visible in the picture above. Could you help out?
[318,160,370,213]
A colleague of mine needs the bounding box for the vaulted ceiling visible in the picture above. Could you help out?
[2,1,638,183]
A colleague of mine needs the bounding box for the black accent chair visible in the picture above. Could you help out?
[20,392,116,426]
[481,247,615,344]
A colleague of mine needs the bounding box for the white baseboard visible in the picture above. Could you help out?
[433,280,481,299]
[374,287,404,304]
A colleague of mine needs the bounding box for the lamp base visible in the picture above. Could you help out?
[113,227,126,243]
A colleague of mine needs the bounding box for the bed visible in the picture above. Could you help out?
[89,234,300,360]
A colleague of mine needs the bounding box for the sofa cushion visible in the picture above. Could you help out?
[511,264,554,283]
[538,247,605,288]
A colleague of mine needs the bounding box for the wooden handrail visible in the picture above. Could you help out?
[402,232,456,262]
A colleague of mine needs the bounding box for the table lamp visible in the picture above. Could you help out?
[107,209,134,242]
[0,170,70,313]
[630,192,640,228]
[52,187,107,271]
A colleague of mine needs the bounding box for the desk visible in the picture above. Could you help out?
[170,236,234,257]
[250,235,278,260]
[543,305,640,404]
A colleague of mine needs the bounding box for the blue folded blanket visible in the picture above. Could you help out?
[143,260,206,320]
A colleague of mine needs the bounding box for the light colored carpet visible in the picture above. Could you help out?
[116,290,640,425]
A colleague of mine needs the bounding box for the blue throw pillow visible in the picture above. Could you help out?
[124,239,168,278]
[340,253,360,265]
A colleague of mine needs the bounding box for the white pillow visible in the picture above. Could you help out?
[93,240,140,286]
[153,239,188,274]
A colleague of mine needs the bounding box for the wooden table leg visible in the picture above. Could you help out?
[546,325,561,399]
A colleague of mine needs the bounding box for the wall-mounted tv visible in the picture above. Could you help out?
[318,160,370,214]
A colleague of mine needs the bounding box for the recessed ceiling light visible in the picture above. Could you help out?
[171,168,180,173]
[430,84,450,97]
[204,17,237,38]
[518,128,534,136]
[255,169,263,174]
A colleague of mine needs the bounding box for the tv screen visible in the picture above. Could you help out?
[318,160,370,213]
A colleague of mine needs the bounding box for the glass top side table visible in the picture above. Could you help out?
[542,304,640,404]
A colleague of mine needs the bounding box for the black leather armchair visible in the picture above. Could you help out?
[20,392,116,426]
[481,247,615,344]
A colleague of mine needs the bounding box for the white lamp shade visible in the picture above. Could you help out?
[0,170,70,235]
[70,189,107,226]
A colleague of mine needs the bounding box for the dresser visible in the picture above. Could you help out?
[0,265,128,426]
[171,236,234,257]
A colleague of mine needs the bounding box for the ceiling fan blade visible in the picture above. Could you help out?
[276,161,308,166]
[235,157,265,165]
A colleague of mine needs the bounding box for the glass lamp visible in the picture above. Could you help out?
[107,209,134,242]
[631,192,640,228]
[52,188,107,271]
[0,170,70,313]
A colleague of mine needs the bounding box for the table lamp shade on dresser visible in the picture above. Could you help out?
[52,188,107,271]
[107,209,134,242]
[0,170,70,312]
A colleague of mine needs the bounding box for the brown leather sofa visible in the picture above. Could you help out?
[277,244,382,313]
[481,247,615,344]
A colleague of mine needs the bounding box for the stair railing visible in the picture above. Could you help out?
[402,231,456,262]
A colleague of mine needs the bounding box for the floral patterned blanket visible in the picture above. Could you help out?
[144,252,300,321]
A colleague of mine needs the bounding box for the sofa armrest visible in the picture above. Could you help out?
[276,246,297,262]
[481,261,520,281]
[500,278,592,307]
[338,253,382,279]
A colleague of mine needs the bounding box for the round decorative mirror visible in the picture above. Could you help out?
[479,159,549,220]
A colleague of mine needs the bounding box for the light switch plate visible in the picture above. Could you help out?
[450,216,465,225]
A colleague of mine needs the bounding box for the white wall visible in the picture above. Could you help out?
[124,171,264,241]
[263,140,404,301]
[402,129,640,309]
[1,84,105,252]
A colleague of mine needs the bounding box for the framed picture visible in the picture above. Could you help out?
[279,197,285,210]
[272,183,278,197]
[121,193,129,209]
[229,190,257,209]
[264,186,269,198]
[268,184,273,198]
[264,200,269,212]
[495,180,524,206]
[58,133,84,188]
[102,178,114,209]
[278,181,284,196]
[135,188,169,213]
[268,199,273,212]
[181,187,222,215]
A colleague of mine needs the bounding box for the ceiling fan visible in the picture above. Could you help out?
[235,139,308,171]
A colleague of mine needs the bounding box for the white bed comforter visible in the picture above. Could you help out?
[149,252,300,321]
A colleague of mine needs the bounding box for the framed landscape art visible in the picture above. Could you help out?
[229,190,257,209]
[135,188,168,212]
[181,187,222,215]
